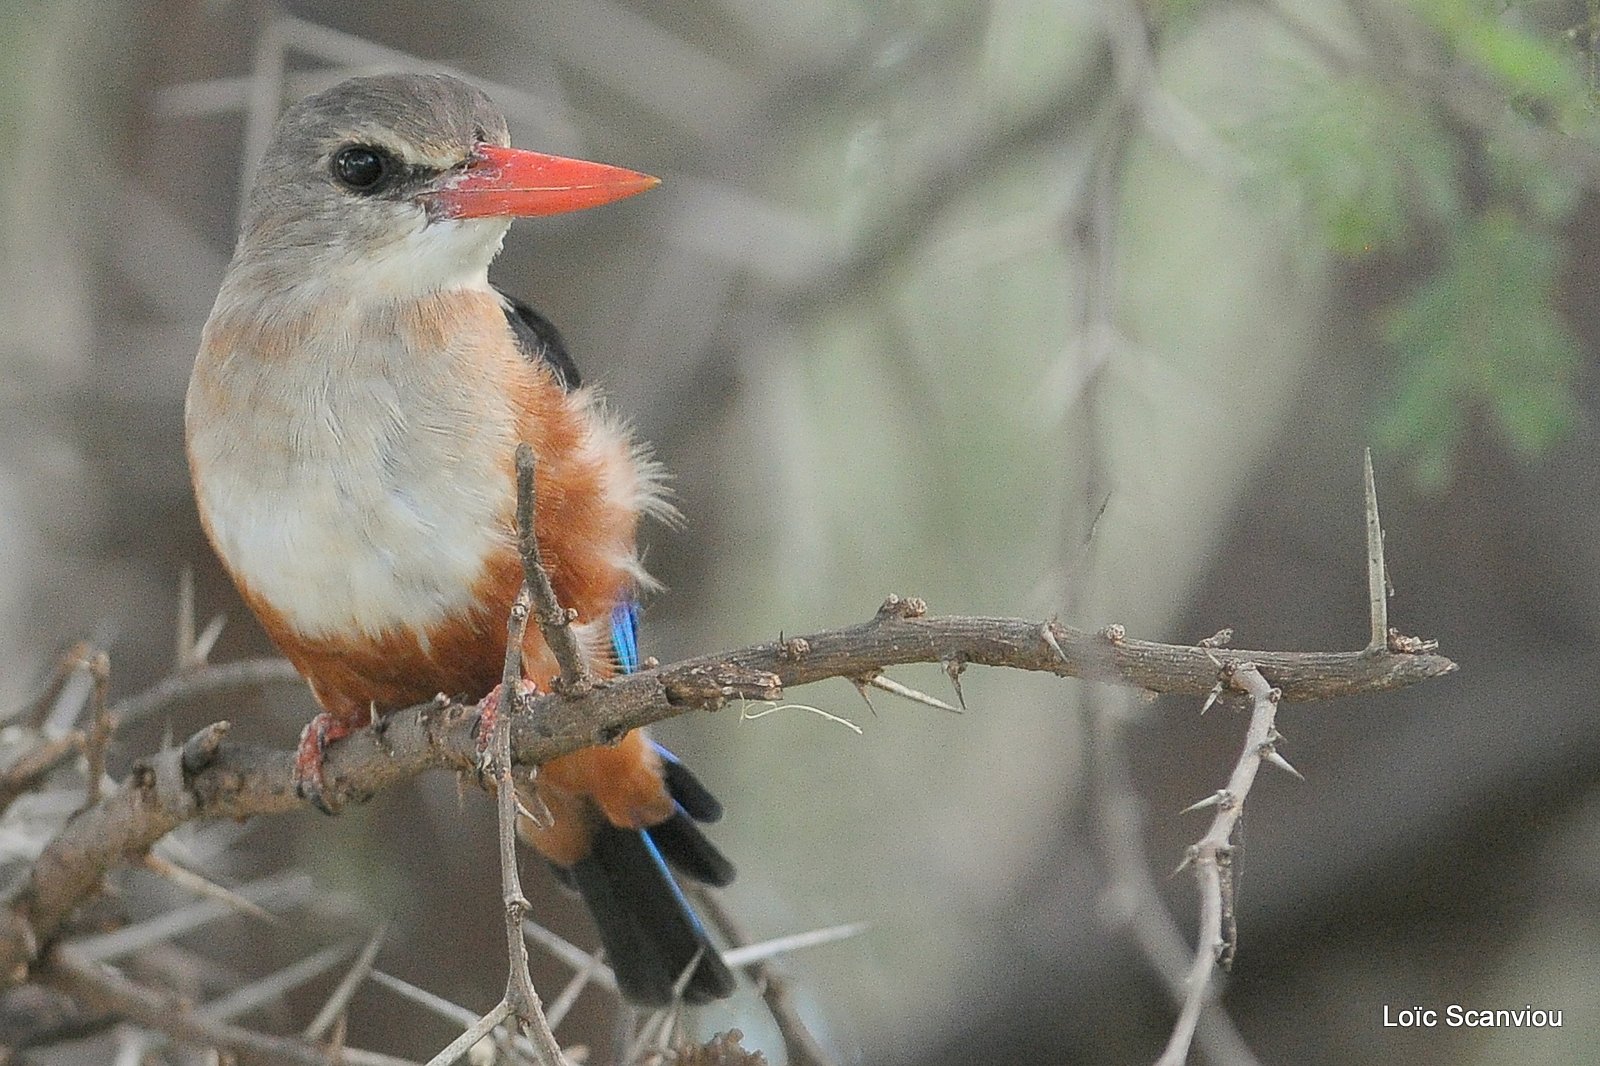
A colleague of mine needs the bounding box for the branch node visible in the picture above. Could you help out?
[876,593,927,620]
[179,721,231,776]
[1387,628,1439,654]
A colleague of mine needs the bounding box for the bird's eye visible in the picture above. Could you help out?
[331,145,391,191]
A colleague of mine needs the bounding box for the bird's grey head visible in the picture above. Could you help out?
[230,73,513,300]
[216,72,656,312]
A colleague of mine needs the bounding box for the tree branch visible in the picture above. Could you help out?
[1156,663,1284,1066]
[0,599,1454,993]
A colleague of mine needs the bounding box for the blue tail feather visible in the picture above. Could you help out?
[559,595,735,1004]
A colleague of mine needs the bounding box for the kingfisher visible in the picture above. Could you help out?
[185,72,735,1005]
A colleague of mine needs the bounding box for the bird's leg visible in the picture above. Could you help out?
[474,678,539,772]
[293,710,367,815]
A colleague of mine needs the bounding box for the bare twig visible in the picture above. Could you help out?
[1087,689,1264,1066]
[198,940,358,1024]
[3,641,92,729]
[67,873,311,963]
[423,999,512,1066]
[514,443,590,693]
[694,891,840,1066]
[44,946,418,1066]
[0,604,1454,991]
[140,854,282,926]
[175,566,196,669]
[302,921,389,1041]
[1155,663,1284,1066]
[110,657,303,728]
[429,446,571,1066]
[80,651,112,810]
[522,920,617,994]
[0,733,83,816]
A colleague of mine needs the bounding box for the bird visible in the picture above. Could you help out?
[185,72,736,1005]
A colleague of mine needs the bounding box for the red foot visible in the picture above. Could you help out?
[294,712,361,814]
[475,679,539,767]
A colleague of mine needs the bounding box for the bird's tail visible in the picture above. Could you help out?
[559,746,736,1005]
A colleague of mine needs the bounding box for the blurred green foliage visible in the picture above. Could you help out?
[1234,0,1592,485]
[1376,209,1580,486]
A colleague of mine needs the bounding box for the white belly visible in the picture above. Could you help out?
[187,328,519,641]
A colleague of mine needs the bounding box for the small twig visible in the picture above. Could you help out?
[429,445,573,1066]
[0,732,83,815]
[1155,663,1282,1066]
[111,656,303,729]
[197,940,358,1023]
[68,873,313,962]
[45,945,418,1066]
[141,853,281,926]
[1086,691,1263,1066]
[370,970,482,1029]
[542,947,606,1031]
[1363,448,1388,653]
[514,443,591,693]
[81,651,112,810]
[3,641,91,728]
[694,891,840,1066]
[423,999,512,1066]
[522,921,618,993]
[303,921,389,1041]
[176,566,196,670]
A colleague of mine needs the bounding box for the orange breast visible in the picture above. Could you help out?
[192,287,672,859]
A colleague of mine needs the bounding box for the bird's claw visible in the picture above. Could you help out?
[293,712,359,815]
[474,679,538,777]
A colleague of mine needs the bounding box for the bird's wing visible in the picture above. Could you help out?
[498,288,583,391]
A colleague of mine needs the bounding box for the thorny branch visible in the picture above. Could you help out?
[436,442,571,1066]
[1156,663,1285,1066]
[0,606,1454,999]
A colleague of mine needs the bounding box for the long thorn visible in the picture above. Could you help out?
[1261,747,1305,782]
[865,674,961,713]
[850,678,878,716]
[942,659,968,710]
[1364,448,1388,652]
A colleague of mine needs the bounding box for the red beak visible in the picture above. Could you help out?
[428,144,659,220]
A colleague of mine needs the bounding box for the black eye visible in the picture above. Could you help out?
[331,145,391,191]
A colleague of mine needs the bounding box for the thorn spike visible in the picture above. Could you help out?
[1261,747,1305,781]
[866,673,961,713]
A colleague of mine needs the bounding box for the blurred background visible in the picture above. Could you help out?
[3,0,1599,1063]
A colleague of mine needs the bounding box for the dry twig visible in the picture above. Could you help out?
[694,891,839,1066]
[425,444,569,1066]
[0,602,1452,993]
[1155,663,1284,1066]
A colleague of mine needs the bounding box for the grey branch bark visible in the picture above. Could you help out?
[0,596,1454,992]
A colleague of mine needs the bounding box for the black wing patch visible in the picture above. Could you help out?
[500,289,582,391]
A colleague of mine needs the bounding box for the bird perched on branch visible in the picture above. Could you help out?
[186,72,735,1004]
